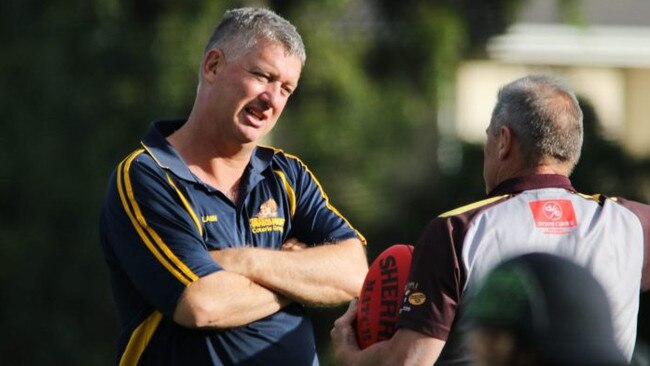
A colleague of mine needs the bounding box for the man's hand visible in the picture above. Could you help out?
[281,237,308,251]
[331,298,362,364]
[330,299,446,366]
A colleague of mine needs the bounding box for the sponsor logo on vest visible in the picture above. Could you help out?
[250,198,285,234]
[529,199,577,233]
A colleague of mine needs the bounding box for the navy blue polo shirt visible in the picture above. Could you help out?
[99,120,365,366]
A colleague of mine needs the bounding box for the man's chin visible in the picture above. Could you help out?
[237,126,272,145]
[234,133,265,147]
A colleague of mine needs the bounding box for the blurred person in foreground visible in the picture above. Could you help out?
[99,7,367,366]
[464,252,627,366]
[331,74,650,365]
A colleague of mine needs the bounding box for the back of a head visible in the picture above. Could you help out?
[204,7,306,64]
[489,75,584,173]
[464,252,627,366]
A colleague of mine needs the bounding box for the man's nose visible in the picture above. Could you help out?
[260,82,284,109]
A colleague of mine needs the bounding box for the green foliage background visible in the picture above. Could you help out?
[1,0,647,364]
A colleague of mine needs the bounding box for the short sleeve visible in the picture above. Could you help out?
[100,151,221,317]
[283,156,364,246]
[396,216,464,341]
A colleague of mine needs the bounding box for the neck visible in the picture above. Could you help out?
[530,160,572,176]
[167,117,253,203]
[490,155,571,195]
[497,165,570,188]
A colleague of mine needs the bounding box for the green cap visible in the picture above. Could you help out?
[463,252,626,366]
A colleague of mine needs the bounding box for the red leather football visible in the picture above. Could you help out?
[356,244,414,349]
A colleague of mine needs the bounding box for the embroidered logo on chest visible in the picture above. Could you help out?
[528,199,577,234]
[249,198,285,234]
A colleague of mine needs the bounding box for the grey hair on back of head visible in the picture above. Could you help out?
[489,74,583,172]
[203,7,306,64]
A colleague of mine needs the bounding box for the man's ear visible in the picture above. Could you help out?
[497,125,513,160]
[201,49,226,82]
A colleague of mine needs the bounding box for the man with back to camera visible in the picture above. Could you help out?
[99,7,368,366]
[331,74,650,365]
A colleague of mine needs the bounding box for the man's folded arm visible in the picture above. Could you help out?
[173,270,290,329]
[211,237,368,306]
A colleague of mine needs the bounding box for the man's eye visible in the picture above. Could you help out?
[282,86,294,95]
[253,72,270,81]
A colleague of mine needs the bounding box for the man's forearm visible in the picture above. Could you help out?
[211,238,368,305]
[174,270,290,329]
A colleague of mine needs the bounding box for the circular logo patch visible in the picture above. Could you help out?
[408,292,426,305]
[542,201,563,220]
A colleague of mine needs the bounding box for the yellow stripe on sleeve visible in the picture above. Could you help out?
[273,170,297,217]
[118,311,163,366]
[117,150,198,285]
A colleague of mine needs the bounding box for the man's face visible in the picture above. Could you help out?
[209,38,302,145]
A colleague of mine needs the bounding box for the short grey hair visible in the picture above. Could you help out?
[203,7,306,64]
[489,74,583,171]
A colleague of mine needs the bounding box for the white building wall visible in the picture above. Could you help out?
[625,69,650,158]
[455,61,649,158]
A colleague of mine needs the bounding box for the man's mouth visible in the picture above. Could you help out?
[244,106,265,121]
